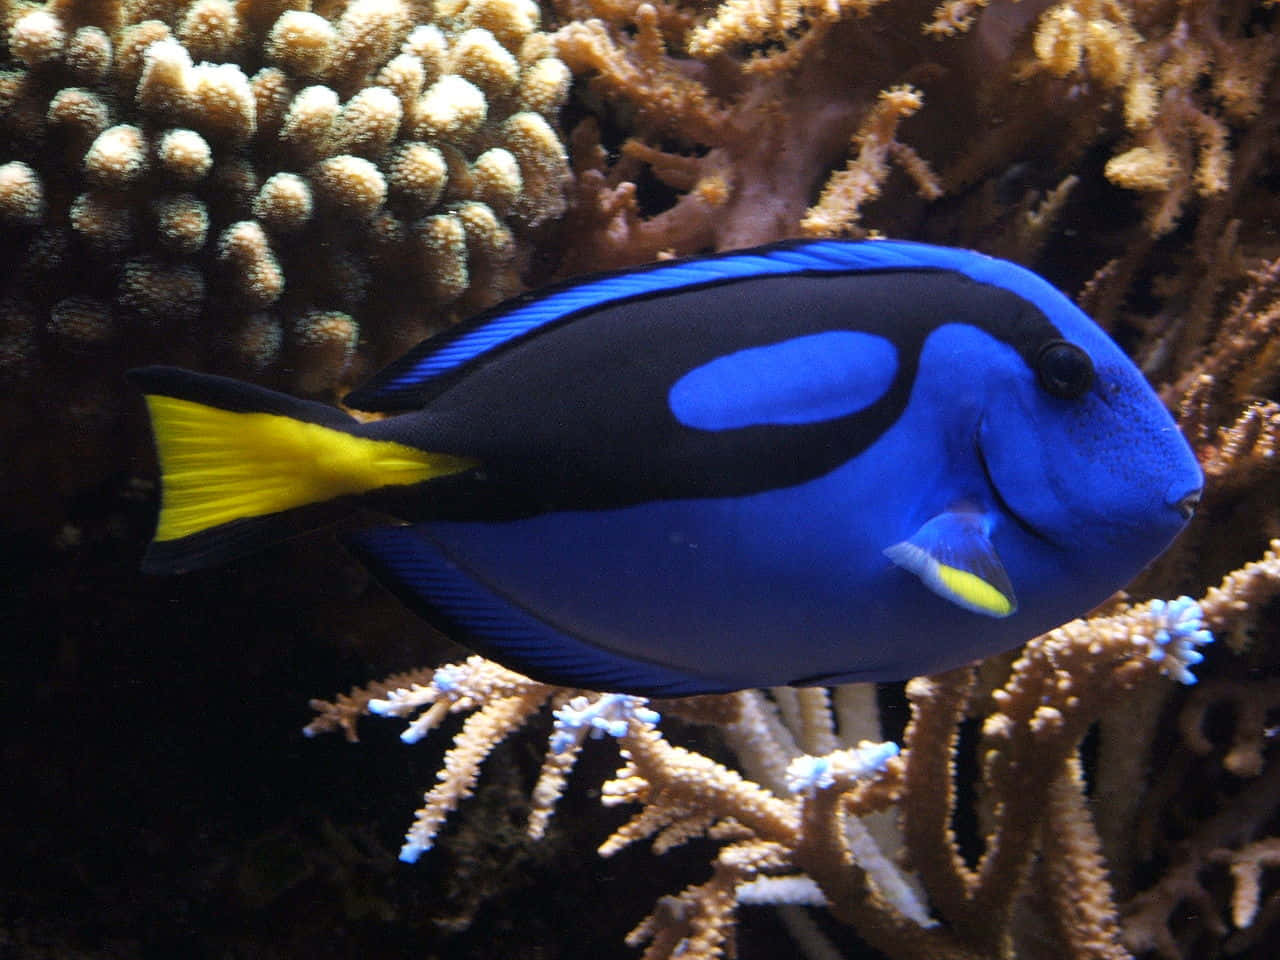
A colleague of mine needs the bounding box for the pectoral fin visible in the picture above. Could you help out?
[884,512,1016,617]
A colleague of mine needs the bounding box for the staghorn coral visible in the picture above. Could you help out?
[545,0,1280,341]
[1023,0,1268,239]
[307,547,1280,959]
[0,0,570,529]
[549,0,947,268]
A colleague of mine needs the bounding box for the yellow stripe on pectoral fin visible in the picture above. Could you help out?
[883,510,1017,618]
[933,562,1015,617]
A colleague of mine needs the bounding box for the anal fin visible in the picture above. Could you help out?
[344,525,718,696]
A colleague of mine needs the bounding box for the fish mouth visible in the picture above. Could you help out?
[975,429,1052,545]
[1174,488,1201,521]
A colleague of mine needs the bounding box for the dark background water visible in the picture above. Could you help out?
[1,472,824,958]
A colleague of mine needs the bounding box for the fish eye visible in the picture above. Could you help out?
[1035,340,1095,399]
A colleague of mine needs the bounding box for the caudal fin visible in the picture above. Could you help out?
[129,366,477,573]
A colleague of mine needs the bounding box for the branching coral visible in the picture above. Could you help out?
[546,0,1280,344]
[1022,0,1271,238]
[550,0,943,268]
[0,0,570,528]
[306,543,1280,960]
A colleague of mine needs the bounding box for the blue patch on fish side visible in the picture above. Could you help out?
[667,331,897,430]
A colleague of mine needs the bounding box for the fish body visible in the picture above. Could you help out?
[132,239,1202,695]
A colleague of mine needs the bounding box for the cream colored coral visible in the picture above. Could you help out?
[518,56,570,114]
[310,154,387,219]
[333,85,403,157]
[152,193,209,253]
[375,51,426,108]
[176,0,245,63]
[64,26,112,83]
[279,85,341,158]
[387,141,448,206]
[455,200,513,259]
[216,221,283,308]
[69,191,132,249]
[292,310,360,393]
[136,35,192,116]
[411,74,488,141]
[459,0,541,53]
[264,11,336,77]
[414,212,469,300]
[1,0,571,417]
[46,87,110,140]
[185,61,256,141]
[115,20,173,94]
[248,66,292,137]
[155,128,212,181]
[0,161,45,224]
[500,111,569,224]
[448,27,520,98]
[231,313,283,371]
[117,257,205,322]
[84,124,148,188]
[253,173,314,233]
[470,147,522,215]
[9,9,66,67]
[327,0,409,90]
[400,24,448,84]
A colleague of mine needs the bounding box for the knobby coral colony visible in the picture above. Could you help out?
[0,0,570,522]
[299,2,1280,959]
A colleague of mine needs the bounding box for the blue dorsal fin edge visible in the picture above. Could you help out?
[343,525,720,696]
[343,239,1087,412]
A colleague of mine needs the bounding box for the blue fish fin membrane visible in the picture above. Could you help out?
[343,239,983,412]
[884,512,1017,617]
[128,366,476,574]
[343,525,717,696]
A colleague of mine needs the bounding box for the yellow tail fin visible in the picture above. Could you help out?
[145,395,475,542]
[130,366,477,570]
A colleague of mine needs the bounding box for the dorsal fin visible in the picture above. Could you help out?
[343,239,1074,412]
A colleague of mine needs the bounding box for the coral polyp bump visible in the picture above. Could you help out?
[0,0,570,526]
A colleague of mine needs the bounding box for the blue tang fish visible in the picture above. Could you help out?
[131,239,1202,696]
